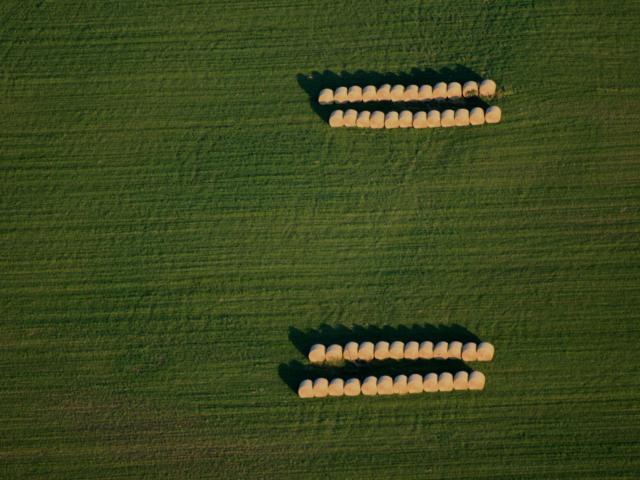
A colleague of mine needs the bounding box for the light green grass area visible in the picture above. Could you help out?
[2,1,640,478]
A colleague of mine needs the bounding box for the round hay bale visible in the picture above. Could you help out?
[313,377,329,397]
[437,372,454,392]
[384,111,399,129]
[469,107,485,126]
[454,109,470,127]
[447,82,462,99]
[462,81,479,98]
[343,109,358,127]
[432,82,447,100]
[468,371,486,390]
[413,111,428,129]
[393,374,409,395]
[390,84,405,102]
[461,342,478,361]
[356,110,371,128]
[370,111,385,129]
[374,341,390,361]
[440,109,455,128]
[453,371,469,391]
[479,79,496,97]
[407,373,424,393]
[389,341,404,360]
[318,88,334,105]
[485,106,502,124]
[477,342,495,361]
[404,341,420,360]
[377,375,394,395]
[358,341,375,361]
[419,340,434,359]
[344,378,361,396]
[329,110,344,128]
[329,377,345,396]
[362,85,377,102]
[447,341,463,359]
[433,341,449,359]
[427,110,441,128]
[308,344,326,363]
[376,84,391,101]
[343,341,359,361]
[399,110,413,128]
[423,373,439,392]
[403,84,419,101]
[361,376,378,396]
[333,86,348,103]
[418,84,433,101]
[347,85,363,103]
[298,379,314,398]
[325,344,343,362]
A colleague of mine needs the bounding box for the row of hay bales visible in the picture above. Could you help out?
[308,341,495,363]
[298,371,486,398]
[329,107,501,128]
[318,80,496,105]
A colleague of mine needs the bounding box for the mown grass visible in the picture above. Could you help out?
[1,1,640,478]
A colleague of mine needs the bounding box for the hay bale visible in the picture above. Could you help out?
[413,111,428,129]
[399,110,413,128]
[376,84,391,101]
[329,110,344,128]
[440,109,455,128]
[344,378,361,396]
[404,84,419,101]
[325,344,343,362]
[447,341,463,359]
[358,341,375,361]
[393,374,409,395]
[318,88,334,105]
[485,106,502,124]
[418,84,433,101]
[343,109,358,127]
[461,342,478,361]
[419,340,434,359]
[477,342,495,361]
[432,82,447,100]
[407,373,424,394]
[343,341,359,361]
[462,81,479,98]
[454,109,470,127]
[298,379,314,398]
[356,110,371,128]
[404,341,420,360]
[377,375,394,395]
[427,110,441,128]
[479,79,496,97]
[453,371,469,391]
[438,372,454,392]
[308,344,326,363]
[390,84,405,102]
[333,86,348,103]
[313,377,329,397]
[447,82,462,99]
[329,378,345,396]
[370,111,385,129]
[433,341,449,359]
[347,85,363,103]
[374,341,390,361]
[362,376,378,396]
[385,111,399,129]
[389,341,405,360]
[468,371,486,390]
[469,107,485,126]
[423,373,439,392]
[362,85,377,102]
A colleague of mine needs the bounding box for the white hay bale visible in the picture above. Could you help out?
[418,84,433,101]
[447,341,463,359]
[329,110,344,128]
[485,106,502,124]
[329,377,345,396]
[389,341,404,360]
[385,111,399,129]
[313,377,329,397]
[393,374,409,395]
[438,372,454,392]
[374,341,390,361]
[413,111,428,129]
[318,88,334,105]
[447,82,462,99]
[454,109,470,127]
[433,341,449,359]
[462,81,479,98]
[423,373,439,392]
[325,344,343,362]
[358,341,375,361]
[298,379,314,398]
[427,110,441,128]
[376,84,391,101]
[333,86,348,103]
[404,341,420,360]
[390,84,405,102]
[441,109,455,128]
[468,371,486,390]
[343,109,358,127]
[477,342,495,361]
[308,344,326,363]
[362,85,377,102]
[343,341,359,361]
[370,111,385,129]
[469,107,485,126]
[377,375,394,395]
[407,373,424,394]
[347,85,363,103]
[419,340,434,359]
[461,342,478,362]
[362,376,378,396]
[479,79,496,97]
[344,378,361,396]
[356,110,371,128]
[398,110,413,128]
[403,84,419,101]
[432,82,447,100]
[453,371,469,391]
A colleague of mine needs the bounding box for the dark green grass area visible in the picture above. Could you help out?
[1,1,640,478]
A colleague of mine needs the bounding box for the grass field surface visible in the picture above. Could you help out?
[1,1,640,478]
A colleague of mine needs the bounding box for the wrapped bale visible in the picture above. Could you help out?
[390,84,405,102]
[329,110,344,128]
[433,341,449,359]
[454,109,470,127]
[347,85,363,103]
[438,372,454,392]
[479,79,497,97]
[318,88,334,105]
[362,85,377,102]
[441,109,455,128]
[408,373,424,394]
[453,371,469,391]
[343,341,359,361]
[419,340,434,359]
[423,373,439,392]
[432,82,447,100]
[393,374,409,395]
[427,110,441,128]
[404,341,420,360]
[374,341,390,361]
[485,106,502,124]
[344,378,361,396]
[343,109,358,127]
[447,82,462,99]
[298,379,314,398]
[361,376,378,396]
[413,111,428,129]
[418,84,433,101]
[461,342,478,361]
[389,341,405,360]
[358,341,375,361]
[313,377,329,397]
[376,84,392,101]
[447,341,463,359]
[399,110,413,128]
[469,107,485,126]
[333,86,348,103]
[462,81,479,98]
[356,111,371,128]
[370,111,385,129]
[329,378,345,396]
[477,342,495,361]
[325,344,343,362]
[385,111,399,129]
[403,84,419,101]
[308,344,326,363]
[468,371,486,390]
[377,375,394,395]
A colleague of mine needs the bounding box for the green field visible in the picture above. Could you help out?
[2,1,640,478]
